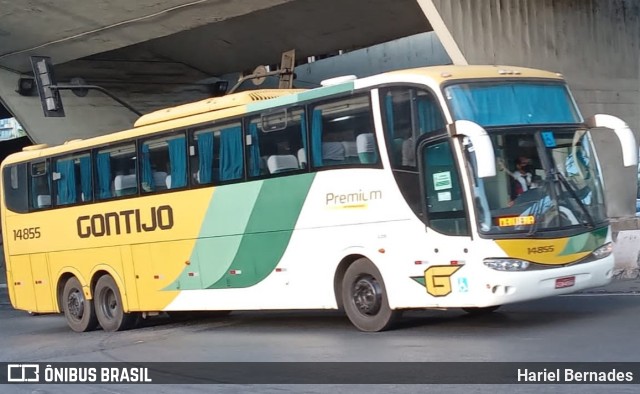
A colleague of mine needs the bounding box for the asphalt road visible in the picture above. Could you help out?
[1,245,640,393]
[1,290,639,394]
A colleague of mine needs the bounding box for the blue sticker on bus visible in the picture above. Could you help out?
[541,131,557,148]
[458,277,469,293]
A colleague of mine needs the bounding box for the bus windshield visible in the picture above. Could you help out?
[445,81,581,127]
[465,127,607,236]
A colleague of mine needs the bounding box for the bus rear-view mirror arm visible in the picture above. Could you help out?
[450,120,497,178]
[586,114,637,167]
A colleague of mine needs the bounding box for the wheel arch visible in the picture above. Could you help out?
[55,269,88,313]
[89,265,130,312]
[333,252,383,310]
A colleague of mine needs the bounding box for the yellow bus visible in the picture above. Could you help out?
[1,65,636,332]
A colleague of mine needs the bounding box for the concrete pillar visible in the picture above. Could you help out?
[420,0,640,218]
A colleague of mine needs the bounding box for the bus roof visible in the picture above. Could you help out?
[385,65,564,84]
[2,65,565,165]
[134,89,305,128]
[135,65,564,128]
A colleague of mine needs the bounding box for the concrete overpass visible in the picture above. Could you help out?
[0,0,638,221]
[0,0,431,141]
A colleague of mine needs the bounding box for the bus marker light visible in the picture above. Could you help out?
[229,270,242,275]
[187,272,199,277]
[450,260,465,265]
[275,268,286,272]
[414,261,424,265]
[185,260,191,265]
[14,282,21,286]
[153,275,160,279]
[378,248,385,254]
[35,280,42,285]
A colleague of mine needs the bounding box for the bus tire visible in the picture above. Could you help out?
[462,305,501,315]
[94,275,137,332]
[341,258,400,332]
[62,277,98,332]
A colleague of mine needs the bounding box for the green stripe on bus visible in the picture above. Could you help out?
[558,226,608,256]
[207,173,316,289]
[296,83,354,102]
[165,181,263,290]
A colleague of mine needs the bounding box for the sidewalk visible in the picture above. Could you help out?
[578,277,640,294]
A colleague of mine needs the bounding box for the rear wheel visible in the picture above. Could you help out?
[62,277,98,332]
[341,258,400,332]
[94,275,138,332]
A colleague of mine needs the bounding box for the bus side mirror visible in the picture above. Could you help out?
[586,114,637,167]
[450,120,496,178]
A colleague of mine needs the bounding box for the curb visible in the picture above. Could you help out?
[577,278,640,295]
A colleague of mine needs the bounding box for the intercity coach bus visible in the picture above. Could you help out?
[1,65,636,332]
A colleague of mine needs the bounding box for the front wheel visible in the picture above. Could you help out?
[62,277,98,332]
[94,275,138,332]
[341,258,401,332]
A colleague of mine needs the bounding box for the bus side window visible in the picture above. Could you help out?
[29,160,51,210]
[246,107,307,177]
[140,133,187,192]
[95,143,137,200]
[53,152,92,206]
[3,163,28,213]
[190,121,243,186]
[421,139,469,236]
[382,88,445,169]
[310,95,378,168]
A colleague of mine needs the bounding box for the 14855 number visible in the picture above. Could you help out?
[13,227,41,241]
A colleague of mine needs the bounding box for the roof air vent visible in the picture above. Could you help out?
[320,75,357,87]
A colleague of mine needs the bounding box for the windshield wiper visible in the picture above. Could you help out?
[526,177,550,237]
[555,170,595,228]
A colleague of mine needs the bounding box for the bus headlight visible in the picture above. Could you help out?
[592,242,613,260]
[483,258,530,271]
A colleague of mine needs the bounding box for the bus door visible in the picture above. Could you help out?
[30,253,55,312]
[6,253,54,312]
[7,255,36,311]
[418,137,471,238]
[417,136,474,298]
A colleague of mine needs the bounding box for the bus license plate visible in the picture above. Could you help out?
[555,276,575,289]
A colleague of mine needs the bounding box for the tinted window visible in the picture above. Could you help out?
[95,143,137,200]
[190,121,243,185]
[3,164,28,213]
[421,139,469,236]
[53,152,92,205]
[140,133,187,192]
[309,95,379,168]
[246,107,307,177]
[382,88,445,169]
[29,161,51,209]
